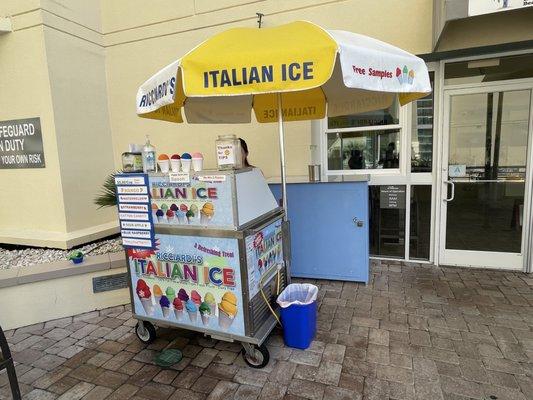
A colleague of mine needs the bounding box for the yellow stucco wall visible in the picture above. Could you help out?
[43,26,117,234]
[0,20,68,242]
[0,267,129,330]
[0,3,117,248]
[0,0,433,247]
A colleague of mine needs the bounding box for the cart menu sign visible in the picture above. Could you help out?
[128,233,245,336]
[115,173,156,249]
[0,118,45,169]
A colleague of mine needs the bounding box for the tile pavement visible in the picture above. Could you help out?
[1,260,532,399]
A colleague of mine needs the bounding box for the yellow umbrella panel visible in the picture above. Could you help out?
[136,21,431,125]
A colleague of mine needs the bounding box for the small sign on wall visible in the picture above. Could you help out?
[448,164,466,178]
[380,185,406,209]
[0,118,45,169]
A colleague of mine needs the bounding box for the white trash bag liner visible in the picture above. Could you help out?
[277,283,318,308]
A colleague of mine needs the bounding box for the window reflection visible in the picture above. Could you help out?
[411,72,434,172]
[444,54,533,86]
[327,130,400,171]
[327,97,399,129]
[369,186,406,258]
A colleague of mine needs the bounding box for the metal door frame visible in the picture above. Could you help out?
[438,81,533,270]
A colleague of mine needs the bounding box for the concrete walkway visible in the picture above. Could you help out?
[1,261,532,400]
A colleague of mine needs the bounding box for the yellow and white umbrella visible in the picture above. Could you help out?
[137,20,431,212]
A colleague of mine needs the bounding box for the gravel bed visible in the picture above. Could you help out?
[0,236,123,270]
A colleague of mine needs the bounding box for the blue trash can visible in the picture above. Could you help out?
[277,284,318,350]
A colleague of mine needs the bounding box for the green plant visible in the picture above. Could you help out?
[94,172,119,208]
[68,250,84,260]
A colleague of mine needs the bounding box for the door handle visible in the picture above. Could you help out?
[353,217,364,227]
[444,180,455,202]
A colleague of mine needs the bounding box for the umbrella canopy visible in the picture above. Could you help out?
[136,21,431,124]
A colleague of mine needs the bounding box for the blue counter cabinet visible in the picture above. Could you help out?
[270,181,369,284]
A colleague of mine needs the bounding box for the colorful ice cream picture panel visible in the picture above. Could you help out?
[128,233,245,336]
[245,219,284,299]
[148,174,234,228]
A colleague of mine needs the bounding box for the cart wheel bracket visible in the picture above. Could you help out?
[135,321,156,344]
[241,343,270,369]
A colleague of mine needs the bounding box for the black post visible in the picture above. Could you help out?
[484,93,494,180]
[492,92,504,180]
[0,326,21,400]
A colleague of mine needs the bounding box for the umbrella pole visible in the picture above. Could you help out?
[277,93,288,220]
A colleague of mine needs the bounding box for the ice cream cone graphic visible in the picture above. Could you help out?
[169,204,179,223]
[200,202,214,225]
[188,311,197,323]
[159,295,171,318]
[140,298,153,315]
[151,203,159,221]
[402,66,408,82]
[165,287,176,303]
[408,69,414,84]
[170,154,181,172]
[396,67,402,84]
[218,309,234,330]
[185,299,198,323]
[174,309,184,320]
[153,284,163,304]
[186,210,194,224]
[181,153,192,172]
[204,292,217,316]
[179,204,188,224]
[166,209,174,222]
[157,154,170,173]
[192,152,203,172]
[175,210,185,224]
[173,297,184,320]
[218,292,237,331]
[190,204,199,222]
[199,302,212,326]
[136,280,154,315]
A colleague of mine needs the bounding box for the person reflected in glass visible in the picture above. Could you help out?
[382,142,399,168]
[348,149,365,169]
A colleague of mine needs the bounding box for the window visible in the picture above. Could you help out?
[369,185,406,258]
[327,130,400,170]
[327,99,399,129]
[411,72,434,173]
[409,185,431,260]
[326,98,401,172]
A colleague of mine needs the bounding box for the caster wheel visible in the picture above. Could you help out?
[241,344,270,369]
[135,321,156,344]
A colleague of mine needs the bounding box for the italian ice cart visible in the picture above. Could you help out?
[116,168,289,368]
[124,20,431,367]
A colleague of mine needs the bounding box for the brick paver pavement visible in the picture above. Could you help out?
[1,261,533,399]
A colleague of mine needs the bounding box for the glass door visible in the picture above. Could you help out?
[440,86,533,269]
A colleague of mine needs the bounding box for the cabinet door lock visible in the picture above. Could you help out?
[353,217,364,227]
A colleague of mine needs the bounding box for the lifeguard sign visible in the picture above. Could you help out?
[0,117,45,169]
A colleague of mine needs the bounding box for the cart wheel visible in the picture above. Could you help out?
[135,321,156,344]
[241,344,270,369]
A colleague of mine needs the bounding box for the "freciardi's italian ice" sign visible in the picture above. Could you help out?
[0,117,45,169]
